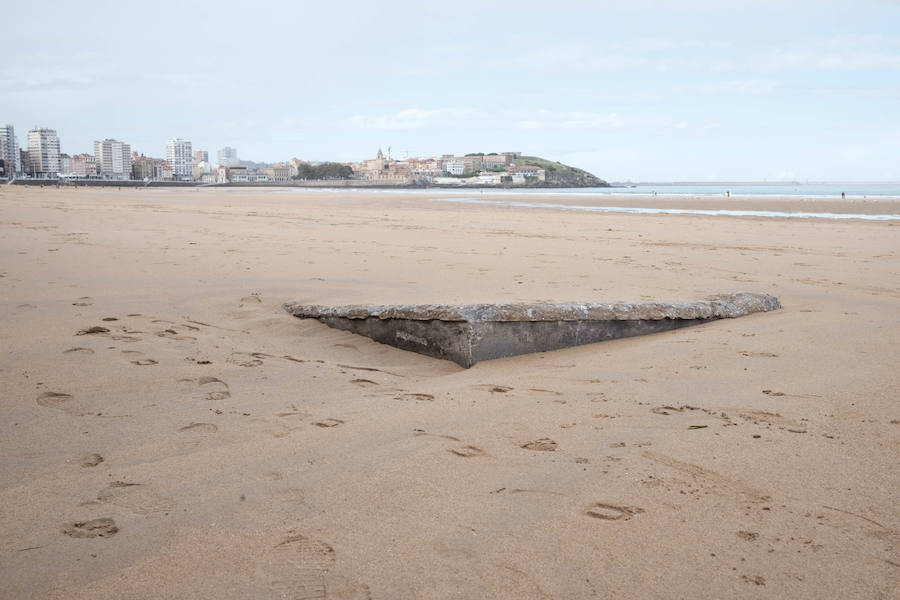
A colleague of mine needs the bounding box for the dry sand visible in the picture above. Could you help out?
[1,186,898,599]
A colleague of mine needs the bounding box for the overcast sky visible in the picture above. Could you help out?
[2,0,899,181]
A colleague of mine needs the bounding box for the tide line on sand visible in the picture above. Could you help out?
[435,197,900,221]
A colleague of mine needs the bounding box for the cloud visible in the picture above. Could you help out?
[698,79,778,95]
[518,43,648,72]
[348,108,477,129]
[510,110,686,133]
[515,34,900,75]
[347,107,688,134]
[744,49,900,72]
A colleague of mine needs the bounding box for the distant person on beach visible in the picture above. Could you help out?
[842,192,846,199]
[726,190,730,198]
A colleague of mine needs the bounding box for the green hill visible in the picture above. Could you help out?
[514,155,609,187]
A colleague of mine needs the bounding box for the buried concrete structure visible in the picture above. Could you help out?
[284,292,781,368]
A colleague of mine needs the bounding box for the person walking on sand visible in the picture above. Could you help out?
[842,191,846,199]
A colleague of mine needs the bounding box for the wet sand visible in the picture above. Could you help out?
[1,186,898,598]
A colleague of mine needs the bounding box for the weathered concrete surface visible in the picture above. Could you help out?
[284,292,780,367]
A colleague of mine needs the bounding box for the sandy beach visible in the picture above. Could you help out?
[1,186,898,598]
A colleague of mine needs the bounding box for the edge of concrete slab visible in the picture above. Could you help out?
[284,292,781,323]
[283,292,781,367]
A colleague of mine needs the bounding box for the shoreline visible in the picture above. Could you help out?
[3,178,612,191]
[8,184,897,215]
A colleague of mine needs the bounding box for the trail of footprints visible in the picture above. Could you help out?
[414,426,644,523]
[58,301,650,542]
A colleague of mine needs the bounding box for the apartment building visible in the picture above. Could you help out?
[462,155,484,173]
[166,138,193,180]
[71,153,97,177]
[133,154,172,180]
[483,154,510,169]
[443,158,465,175]
[94,138,132,180]
[217,146,238,167]
[0,125,20,174]
[27,127,60,177]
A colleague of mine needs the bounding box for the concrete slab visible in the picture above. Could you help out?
[283,292,781,367]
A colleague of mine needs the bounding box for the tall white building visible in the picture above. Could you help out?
[443,158,465,175]
[217,146,239,167]
[27,127,60,178]
[0,125,20,174]
[166,138,193,180]
[93,138,132,180]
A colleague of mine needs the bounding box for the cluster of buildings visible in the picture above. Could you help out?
[0,123,548,186]
[349,149,546,185]
[0,125,300,184]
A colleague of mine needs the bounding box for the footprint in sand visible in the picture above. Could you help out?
[97,481,175,516]
[64,347,95,355]
[527,388,562,396]
[396,393,434,402]
[80,453,103,467]
[266,532,336,600]
[130,358,158,366]
[72,297,93,307]
[313,418,344,428]
[413,430,461,442]
[449,445,487,458]
[738,410,802,428]
[111,334,141,342]
[156,328,195,341]
[76,326,109,336]
[474,384,513,394]
[650,405,699,416]
[227,352,263,367]
[62,518,118,538]
[36,391,81,414]
[101,317,118,322]
[178,422,218,433]
[521,438,558,452]
[583,503,645,521]
[351,379,378,388]
[197,376,231,400]
[239,295,262,306]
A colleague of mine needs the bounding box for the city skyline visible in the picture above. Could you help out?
[5,121,900,184]
[2,0,899,181]
[0,125,556,185]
